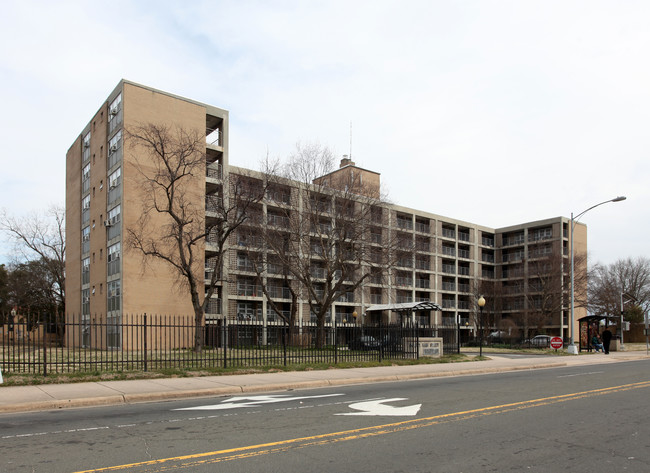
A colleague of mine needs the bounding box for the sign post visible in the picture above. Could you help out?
[550,336,563,351]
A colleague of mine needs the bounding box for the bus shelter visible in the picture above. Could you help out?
[578,315,619,352]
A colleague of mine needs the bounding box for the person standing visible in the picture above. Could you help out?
[601,327,613,354]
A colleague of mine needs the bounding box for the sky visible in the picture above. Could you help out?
[0,0,648,266]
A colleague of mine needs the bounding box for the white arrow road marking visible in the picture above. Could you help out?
[335,398,421,416]
[174,394,344,411]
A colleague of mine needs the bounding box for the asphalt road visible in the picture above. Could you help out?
[2,359,649,472]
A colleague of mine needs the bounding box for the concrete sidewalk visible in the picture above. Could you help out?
[1,351,647,414]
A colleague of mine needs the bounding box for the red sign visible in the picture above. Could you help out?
[550,337,563,349]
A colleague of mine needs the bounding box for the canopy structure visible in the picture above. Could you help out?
[366,301,442,313]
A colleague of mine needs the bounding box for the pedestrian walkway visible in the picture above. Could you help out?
[0,351,647,414]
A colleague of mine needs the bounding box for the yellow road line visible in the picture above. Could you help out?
[73,380,650,472]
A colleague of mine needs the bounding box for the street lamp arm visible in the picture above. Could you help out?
[572,196,626,226]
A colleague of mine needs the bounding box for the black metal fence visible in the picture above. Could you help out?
[0,315,460,377]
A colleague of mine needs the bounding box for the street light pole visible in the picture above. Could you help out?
[568,196,626,355]
[478,296,486,357]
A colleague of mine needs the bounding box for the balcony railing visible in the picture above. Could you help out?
[395,276,413,287]
[442,264,455,274]
[415,259,429,270]
[267,214,290,228]
[415,279,429,289]
[442,228,456,239]
[206,164,222,179]
[205,195,223,212]
[415,222,430,233]
[267,286,291,299]
[396,218,413,230]
[481,237,495,247]
[442,246,456,257]
[206,127,222,146]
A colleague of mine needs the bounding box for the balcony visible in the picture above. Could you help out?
[205,195,223,213]
[267,214,290,228]
[481,237,495,247]
[337,292,355,303]
[442,264,455,274]
[442,246,456,257]
[442,282,455,291]
[206,164,222,180]
[415,221,430,233]
[415,258,429,270]
[396,294,413,304]
[396,217,413,230]
[415,279,430,289]
[442,228,456,239]
[206,126,222,147]
[395,276,413,287]
[267,286,291,299]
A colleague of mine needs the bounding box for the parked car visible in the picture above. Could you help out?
[347,336,380,351]
[486,331,508,342]
[526,335,551,347]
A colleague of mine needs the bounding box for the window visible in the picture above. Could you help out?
[82,257,90,285]
[107,280,121,312]
[107,205,121,224]
[107,205,121,239]
[82,163,90,193]
[82,132,91,162]
[107,242,121,277]
[82,289,90,316]
[108,93,122,134]
[108,167,121,204]
[107,130,122,169]
[82,195,90,225]
[82,226,90,254]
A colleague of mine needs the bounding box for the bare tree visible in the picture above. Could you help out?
[524,252,566,334]
[589,257,650,320]
[0,264,10,324]
[257,143,395,347]
[126,124,268,351]
[0,206,65,325]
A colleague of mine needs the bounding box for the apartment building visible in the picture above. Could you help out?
[65,80,587,347]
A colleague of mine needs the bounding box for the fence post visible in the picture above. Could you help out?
[223,317,228,369]
[334,318,338,365]
[283,322,287,366]
[416,321,420,360]
[43,327,48,377]
[378,316,383,363]
[143,313,148,372]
